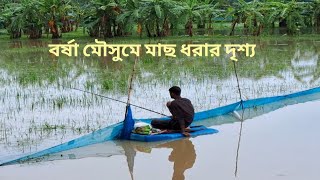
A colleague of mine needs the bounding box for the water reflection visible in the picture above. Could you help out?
[119,141,136,180]
[234,109,245,177]
[156,139,196,180]
[16,138,197,180]
[2,88,320,178]
[119,138,196,180]
[291,48,320,84]
[1,38,320,161]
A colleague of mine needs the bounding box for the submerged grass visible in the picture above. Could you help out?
[0,37,320,158]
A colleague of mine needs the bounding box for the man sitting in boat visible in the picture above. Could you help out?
[151,86,195,137]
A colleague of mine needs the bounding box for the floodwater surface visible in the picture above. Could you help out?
[0,37,320,179]
[0,100,319,180]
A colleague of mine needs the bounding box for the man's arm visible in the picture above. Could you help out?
[166,101,171,107]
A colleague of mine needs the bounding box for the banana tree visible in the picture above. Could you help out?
[269,0,306,35]
[205,1,223,35]
[139,0,183,37]
[225,0,246,36]
[22,0,44,38]
[83,0,121,38]
[0,17,4,29]
[71,1,87,31]
[117,0,144,37]
[278,1,306,35]
[41,0,60,38]
[246,0,265,36]
[0,0,44,39]
[41,0,73,38]
[0,2,24,38]
[59,1,74,33]
[0,1,6,29]
[312,0,320,30]
[179,0,214,36]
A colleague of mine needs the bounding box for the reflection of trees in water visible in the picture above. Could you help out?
[234,40,320,86]
[313,43,320,84]
[233,40,296,80]
[1,39,320,91]
[8,40,22,48]
[8,40,53,48]
[291,45,320,84]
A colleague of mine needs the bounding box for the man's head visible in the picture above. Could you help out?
[169,86,181,99]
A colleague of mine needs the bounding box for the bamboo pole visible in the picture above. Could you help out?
[125,56,139,118]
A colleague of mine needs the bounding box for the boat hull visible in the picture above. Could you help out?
[130,126,218,142]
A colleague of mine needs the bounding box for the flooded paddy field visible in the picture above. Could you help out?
[1,100,319,180]
[0,37,320,179]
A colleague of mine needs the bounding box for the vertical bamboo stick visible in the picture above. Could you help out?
[125,56,139,118]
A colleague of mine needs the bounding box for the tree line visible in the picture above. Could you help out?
[0,0,319,39]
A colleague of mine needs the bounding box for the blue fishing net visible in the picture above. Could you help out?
[120,106,135,140]
[1,87,320,166]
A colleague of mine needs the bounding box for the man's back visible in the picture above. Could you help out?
[151,86,195,135]
[169,98,194,123]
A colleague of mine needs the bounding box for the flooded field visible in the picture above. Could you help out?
[0,37,320,179]
[0,99,319,180]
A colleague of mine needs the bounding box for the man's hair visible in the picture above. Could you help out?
[169,86,181,96]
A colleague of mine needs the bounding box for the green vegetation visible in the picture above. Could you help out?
[1,37,320,91]
[0,0,319,154]
[1,37,319,154]
[0,0,320,39]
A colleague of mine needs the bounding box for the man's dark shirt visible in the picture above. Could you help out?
[168,98,195,128]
